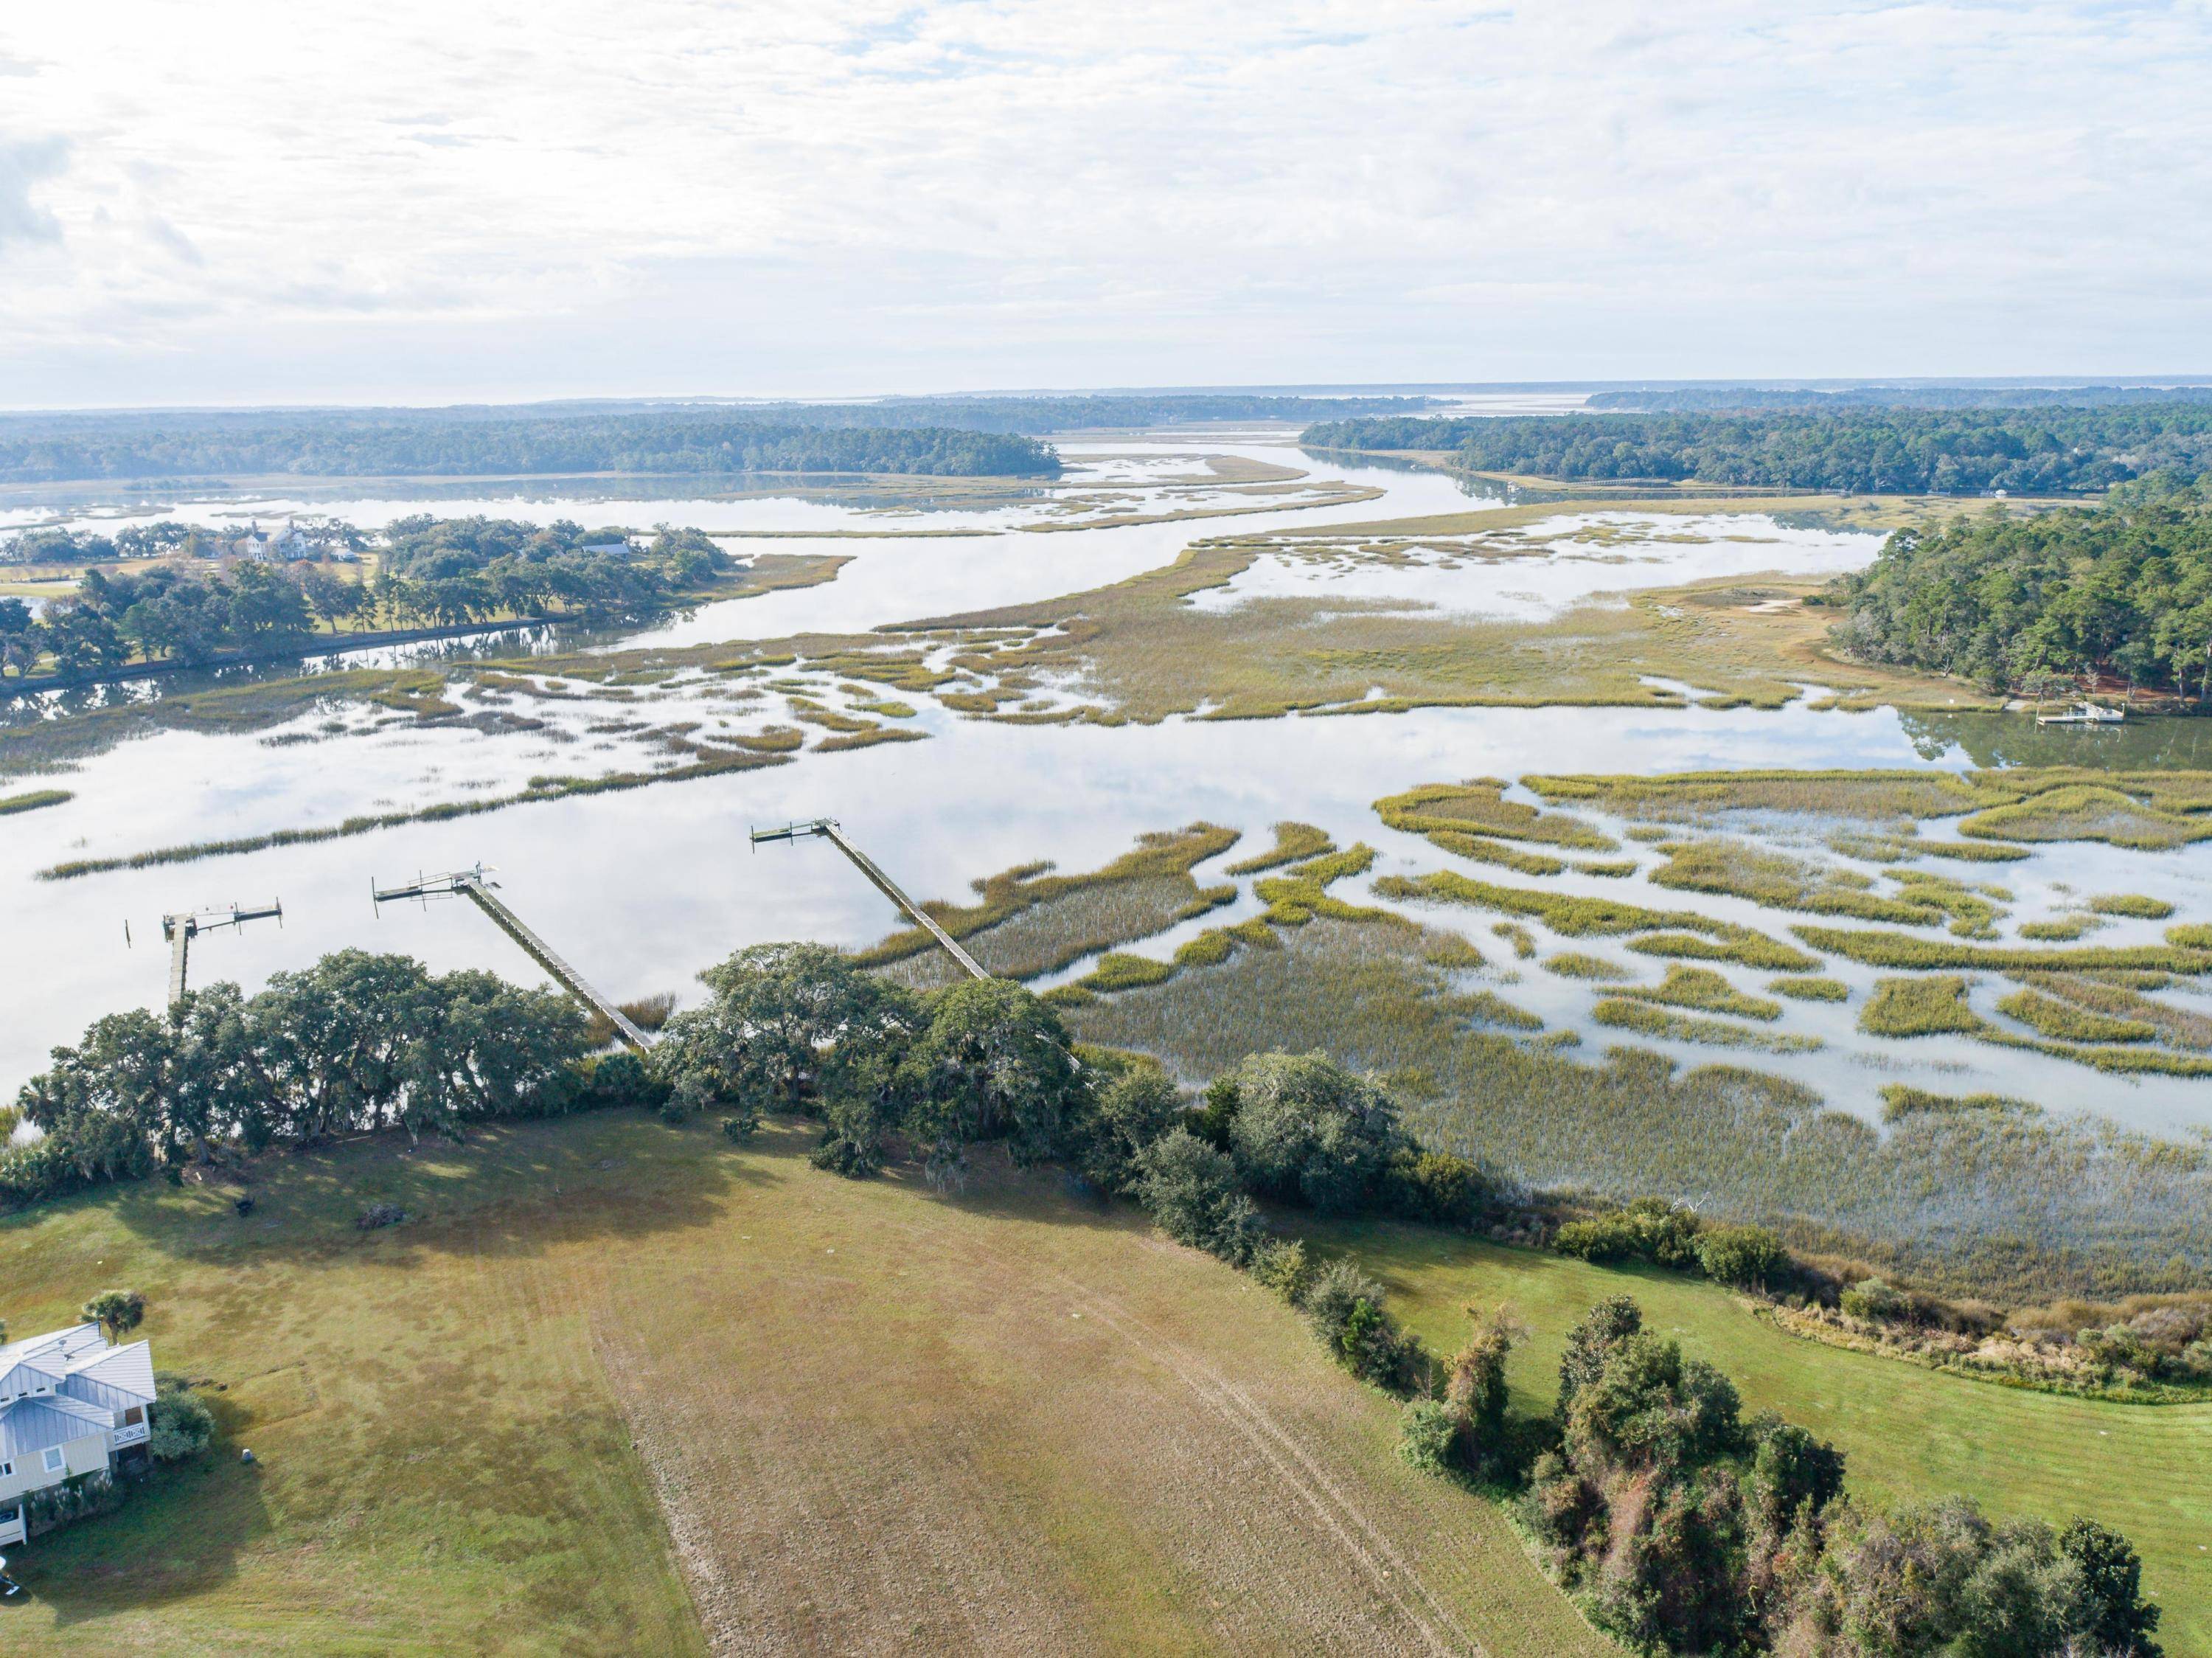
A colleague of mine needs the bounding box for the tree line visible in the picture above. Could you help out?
[0,415,1061,483]
[0,516,733,679]
[1585,386,2212,414]
[0,392,1432,478]
[1826,475,2212,696]
[1302,406,2212,494]
[5,941,2166,1654]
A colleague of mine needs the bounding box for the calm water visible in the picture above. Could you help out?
[5,435,2208,1133]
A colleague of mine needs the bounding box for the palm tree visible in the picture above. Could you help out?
[81,1289,146,1344]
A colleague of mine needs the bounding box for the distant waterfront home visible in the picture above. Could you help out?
[0,1324,157,1547]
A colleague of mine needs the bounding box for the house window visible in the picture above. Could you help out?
[42,1447,65,1473]
[0,1460,13,1477]
[122,1406,145,1426]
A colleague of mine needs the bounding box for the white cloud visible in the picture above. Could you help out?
[0,0,2206,403]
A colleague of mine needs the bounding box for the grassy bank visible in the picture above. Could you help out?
[0,1113,1607,1657]
[1294,1217,2212,1658]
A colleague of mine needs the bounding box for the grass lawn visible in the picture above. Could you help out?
[1294,1217,2212,1658]
[0,1114,1609,1657]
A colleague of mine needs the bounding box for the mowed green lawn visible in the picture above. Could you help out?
[1296,1218,2212,1658]
[0,1114,1609,1657]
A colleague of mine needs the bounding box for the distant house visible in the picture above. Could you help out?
[237,519,313,563]
[0,1323,156,1547]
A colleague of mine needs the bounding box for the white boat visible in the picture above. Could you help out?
[2034,701,2126,727]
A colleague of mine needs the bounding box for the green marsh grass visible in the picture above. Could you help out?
[1588,998,1820,1052]
[1793,925,2212,976]
[2019,975,2212,1050]
[1373,778,1615,851]
[1066,917,2212,1300]
[1860,975,1983,1037]
[1770,975,1851,1002]
[1625,930,1822,973]
[0,787,71,816]
[2090,893,2177,919]
[1879,1085,2041,1122]
[1545,952,1634,981]
[2019,915,2100,943]
[1996,988,2157,1045]
[858,824,1240,977]
[1222,821,1335,875]
[1613,965,1783,1021]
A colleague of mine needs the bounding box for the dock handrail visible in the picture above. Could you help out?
[751,818,990,981]
[372,866,654,1054]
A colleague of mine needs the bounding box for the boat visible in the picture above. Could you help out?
[2034,701,2126,727]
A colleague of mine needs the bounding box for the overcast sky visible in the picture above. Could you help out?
[1,0,2208,408]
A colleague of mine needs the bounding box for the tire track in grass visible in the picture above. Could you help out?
[959,1232,1478,1657]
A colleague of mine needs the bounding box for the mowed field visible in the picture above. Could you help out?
[1298,1219,2212,1658]
[0,1114,1607,1657]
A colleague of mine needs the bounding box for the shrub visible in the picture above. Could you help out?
[1068,1061,1185,1196]
[581,1050,666,1110]
[1304,1258,1427,1391]
[807,1131,880,1178]
[149,1378,215,1462]
[1133,1129,1265,1266]
[720,1115,756,1145]
[25,1468,122,1536]
[1379,1147,1500,1227]
[1224,1051,1404,1213]
[355,1202,406,1230]
[1841,1277,1912,1323]
[1249,1237,1312,1303]
[1397,1398,1460,1474]
[1554,1196,1703,1269]
[1695,1224,1789,1290]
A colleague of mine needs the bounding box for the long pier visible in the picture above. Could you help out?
[373,867,655,1054]
[749,818,990,981]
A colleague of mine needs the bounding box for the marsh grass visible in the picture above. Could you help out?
[1624,931,1822,973]
[1649,836,1990,929]
[2090,893,2178,919]
[0,787,71,816]
[1794,924,2212,977]
[1860,975,1983,1037]
[1964,783,2212,845]
[2019,915,2101,943]
[1614,965,1784,1021]
[856,823,1240,974]
[1080,953,1179,993]
[813,726,928,753]
[1590,998,1820,1052]
[1879,1085,2042,1123]
[1995,989,2158,1046]
[1528,768,2004,824]
[1423,830,1567,877]
[1545,952,1635,982]
[1770,975,1851,1002]
[890,526,1996,723]
[2020,974,2212,1051]
[1374,779,1615,851]
[1222,821,1335,875]
[38,744,793,881]
[1066,917,2212,1300]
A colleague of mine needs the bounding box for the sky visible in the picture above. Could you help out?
[1,0,2208,408]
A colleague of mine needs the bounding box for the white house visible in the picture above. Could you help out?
[0,1324,156,1547]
